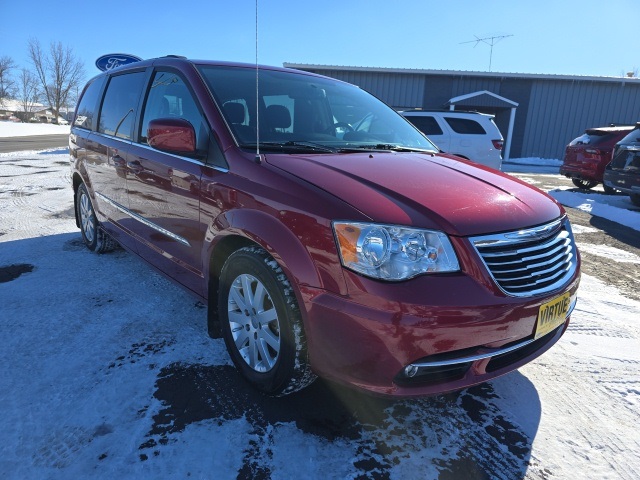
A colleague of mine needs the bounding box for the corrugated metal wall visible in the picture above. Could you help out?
[522,80,640,159]
[450,77,502,98]
[305,69,425,109]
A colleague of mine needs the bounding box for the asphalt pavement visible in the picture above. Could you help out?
[0,135,69,153]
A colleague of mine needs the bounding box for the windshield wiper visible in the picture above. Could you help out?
[350,144,436,153]
[239,141,338,153]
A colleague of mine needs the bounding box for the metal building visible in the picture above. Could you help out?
[284,64,640,161]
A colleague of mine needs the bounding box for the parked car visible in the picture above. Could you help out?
[400,110,504,170]
[560,125,633,192]
[70,56,580,398]
[604,124,640,206]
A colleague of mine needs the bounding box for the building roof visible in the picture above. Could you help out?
[0,98,45,113]
[283,63,640,85]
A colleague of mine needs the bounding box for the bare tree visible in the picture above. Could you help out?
[28,38,85,123]
[17,68,40,122]
[0,55,17,101]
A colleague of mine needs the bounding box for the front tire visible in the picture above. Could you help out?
[631,194,640,207]
[76,183,118,253]
[572,178,598,189]
[218,246,316,396]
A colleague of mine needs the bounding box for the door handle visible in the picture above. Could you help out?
[110,154,126,167]
[127,160,143,174]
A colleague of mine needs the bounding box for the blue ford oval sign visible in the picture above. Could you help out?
[95,53,143,72]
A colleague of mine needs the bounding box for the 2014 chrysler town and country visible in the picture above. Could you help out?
[70,56,580,397]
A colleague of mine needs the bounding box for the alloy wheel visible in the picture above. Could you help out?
[79,191,95,243]
[227,273,281,372]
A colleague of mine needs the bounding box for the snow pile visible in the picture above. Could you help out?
[0,121,70,137]
[550,189,640,232]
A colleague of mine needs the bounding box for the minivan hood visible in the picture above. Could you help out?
[266,152,563,237]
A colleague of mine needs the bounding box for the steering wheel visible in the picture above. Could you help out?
[331,122,354,133]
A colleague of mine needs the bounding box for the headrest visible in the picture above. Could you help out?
[224,102,245,124]
[266,104,291,129]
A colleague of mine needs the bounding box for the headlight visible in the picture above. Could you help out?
[333,222,460,281]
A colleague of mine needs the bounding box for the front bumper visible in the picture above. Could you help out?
[300,269,580,397]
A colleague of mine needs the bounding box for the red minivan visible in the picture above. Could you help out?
[70,57,580,397]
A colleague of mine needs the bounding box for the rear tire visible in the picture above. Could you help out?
[631,194,640,207]
[218,246,316,396]
[76,183,118,253]
[603,184,617,195]
[572,178,598,189]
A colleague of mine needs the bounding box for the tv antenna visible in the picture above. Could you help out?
[461,34,513,72]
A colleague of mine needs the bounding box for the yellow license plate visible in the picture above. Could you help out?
[535,292,571,339]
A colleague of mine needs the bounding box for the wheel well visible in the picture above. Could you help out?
[206,234,258,338]
[72,173,83,228]
[72,172,83,192]
[209,235,257,280]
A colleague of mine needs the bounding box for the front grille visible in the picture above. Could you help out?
[471,218,578,297]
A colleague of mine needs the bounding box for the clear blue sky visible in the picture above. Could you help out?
[2,0,639,81]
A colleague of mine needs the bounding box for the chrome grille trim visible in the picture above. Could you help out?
[471,217,578,297]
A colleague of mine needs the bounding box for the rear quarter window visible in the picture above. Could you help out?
[444,117,486,135]
[73,76,106,130]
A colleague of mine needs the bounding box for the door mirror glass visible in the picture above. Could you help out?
[147,118,196,155]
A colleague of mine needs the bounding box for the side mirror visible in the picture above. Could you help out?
[148,118,196,155]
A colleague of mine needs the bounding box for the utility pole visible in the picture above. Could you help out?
[461,34,513,71]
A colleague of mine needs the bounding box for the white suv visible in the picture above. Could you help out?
[401,110,504,170]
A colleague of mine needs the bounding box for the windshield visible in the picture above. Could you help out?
[197,65,437,153]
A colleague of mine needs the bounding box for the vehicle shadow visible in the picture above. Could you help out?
[587,213,640,250]
[146,362,542,479]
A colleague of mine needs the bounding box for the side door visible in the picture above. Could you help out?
[126,70,213,296]
[86,70,147,251]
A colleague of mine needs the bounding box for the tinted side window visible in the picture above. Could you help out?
[406,116,443,136]
[444,117,486,135]
[620,128,640,145]
[73,76,106,130]
[98,72,145,140]
[140,71,204,145]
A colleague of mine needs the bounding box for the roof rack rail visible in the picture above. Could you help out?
[400,108,483,114]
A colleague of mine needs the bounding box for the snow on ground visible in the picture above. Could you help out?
[503,157,563,174]
[0,121,70,137]
[503,158,640,232]
[1,148,639,479]
[549,190,640,232]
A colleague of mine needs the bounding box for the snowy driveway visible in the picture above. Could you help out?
[1,149,639,479]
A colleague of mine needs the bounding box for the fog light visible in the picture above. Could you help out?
[404,365,419,378]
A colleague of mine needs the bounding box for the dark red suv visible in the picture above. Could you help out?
[70,56,580,397]
[560,125,634,192]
